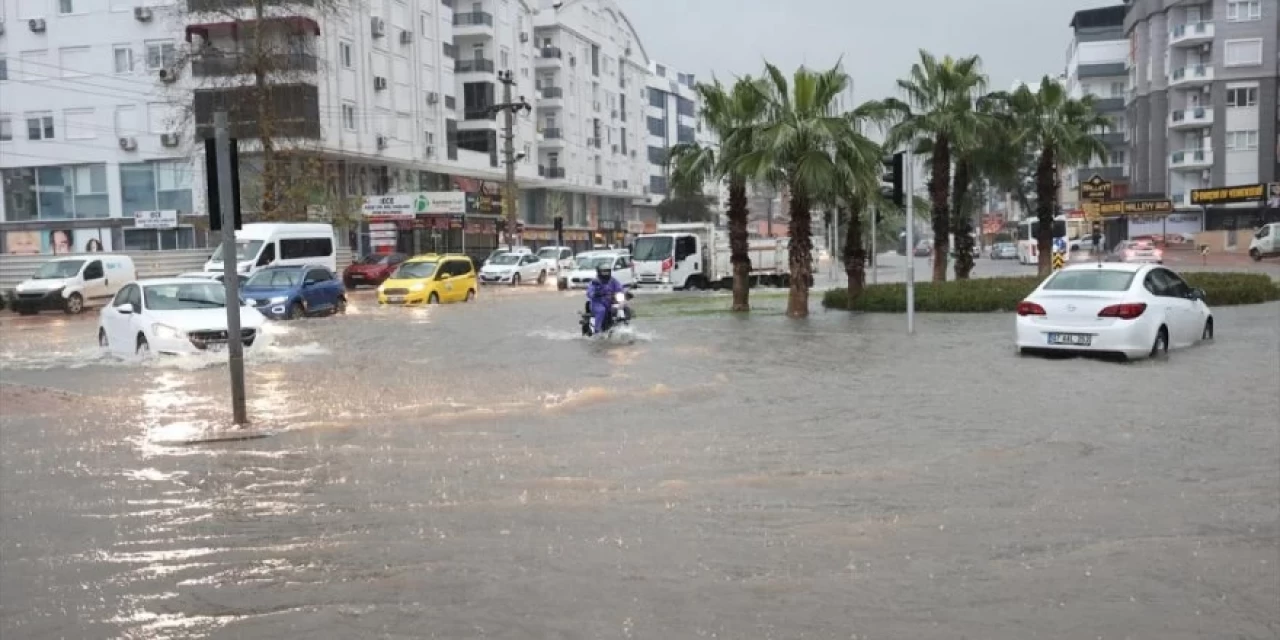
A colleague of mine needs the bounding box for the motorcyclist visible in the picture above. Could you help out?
[585,263,624,335]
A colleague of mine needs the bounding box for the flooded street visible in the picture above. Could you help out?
[2,288,1278,639]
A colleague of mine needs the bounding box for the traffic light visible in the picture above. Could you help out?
[880,152,904,207]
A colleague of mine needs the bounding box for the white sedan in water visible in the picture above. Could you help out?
[478,252,548,286]
[1015,263,1213,360]
[98,278,267,356]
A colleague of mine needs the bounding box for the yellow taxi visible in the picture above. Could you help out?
[376,254,477,305]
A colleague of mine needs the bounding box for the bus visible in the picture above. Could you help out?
[1015,216,1068,265]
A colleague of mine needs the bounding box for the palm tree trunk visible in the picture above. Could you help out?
[929,136,952,282]
[842,206,866,307]
[951,159,975,279]
[1035,147,1056,277]
[727,179,751,312]
[785,185,813,318]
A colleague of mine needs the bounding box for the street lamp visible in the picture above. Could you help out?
[490,70,533,246]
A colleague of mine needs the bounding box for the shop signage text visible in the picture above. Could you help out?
[133,210,178,229]
[1189,183,1265,205]
[361,192,467,216]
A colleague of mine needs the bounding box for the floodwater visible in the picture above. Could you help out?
[2,288,1278,639]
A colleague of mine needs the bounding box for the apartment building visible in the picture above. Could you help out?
[0,0,655,255]
[641,60,716,205]
[1125,0,1278,229]
[1062,5,1131,210]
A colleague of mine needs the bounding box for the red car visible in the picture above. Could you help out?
[344,252,407,288]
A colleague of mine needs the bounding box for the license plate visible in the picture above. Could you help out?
[351,274,364,279]
[1047,333,1092,346]
[387,296,404,303]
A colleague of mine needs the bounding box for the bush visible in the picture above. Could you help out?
[822,272,1280,312]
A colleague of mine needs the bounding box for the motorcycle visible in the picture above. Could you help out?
[580,290,635,340]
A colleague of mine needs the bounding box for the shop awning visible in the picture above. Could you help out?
[186,16,320,42]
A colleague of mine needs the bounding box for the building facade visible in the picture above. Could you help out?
[1125,0,1278,227]
[1062,5,1131,209]
[0,0,655,255]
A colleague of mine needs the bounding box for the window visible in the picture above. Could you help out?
[0,117,11,141]
[58,0,74,14]
[112,285,136,308]
[119,161,193,216]
[649,175,668,195]
[20,50,49,82]
[1226,130,1259,150]
[676,97,694,118]
[1108,150,1126,165]
[340,41,353,69]
[83,261,104,280]
[1109,81,1124,96]
[342,103,356,130]
[64,108,96,140]
[0,164,108,220]
[500,47,510,69]
[648,88,665,108]
[676,125,694,144]
[123,228,196,251]
[646,116,664,137]
[1226,0,1261,21]
[145,41,176,71]
[1224,39,1263,67]
[1226,86,1258,107]
[113,46,134,74]
[59,47,89,76]
[0,58,7,82]
[280,237,334,260]
[27,114,54,140]
[304,268,331,284]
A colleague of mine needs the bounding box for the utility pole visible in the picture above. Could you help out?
[492,70,531,247]
[214,111,248,425]
[905,148,915,335]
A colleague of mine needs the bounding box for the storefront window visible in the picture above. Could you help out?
[1,164,108,220]
[155,161,193,211]
[123,226,196,251]
[120,163,157,214]
[119,160,193,216]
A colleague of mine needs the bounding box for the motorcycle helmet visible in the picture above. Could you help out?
[596,264,613,281]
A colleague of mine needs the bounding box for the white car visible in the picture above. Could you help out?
[478,252,548,286]
[1015,263,1213,361]
[177,271,250,287]
[536,246,576,276]
[98,278,267,356]
[561,252,635,290]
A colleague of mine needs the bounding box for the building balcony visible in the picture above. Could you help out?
[191,52,318,77]
[1096,131,1125,147]
[463,108,496,121]
[1092,96,1124,112]
[443,43,458,59]
[539,165,566,179]
[193,82,320,140]
[539,128,565,148]
[1169,107,1213,131]
[452,11,494,38]
[1169,65,1213,89]
[538,86,564,109]
[455,58,495,75]
[1169,21,1214,47]
[187,0,314,12]
[185,16,320,43]
[1170,148,1213,171]
[535,47,563,68]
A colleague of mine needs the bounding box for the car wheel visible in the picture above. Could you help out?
[428,292,440,304]
[288,301,305,320]
[1249,248,1262,262]
[465,289,476,302]
[335,297,348,315]
[64,293,84,315]
[98,328,109,348]
[1150,326,1169,358]
[510,273,521,287]
[537,270,547,285]
[136,334,150,356]
[1202,317,1214,341]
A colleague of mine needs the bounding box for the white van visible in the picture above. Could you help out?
[8,255,136,315]
[1248,222,1280,261]
[205,223,336,276]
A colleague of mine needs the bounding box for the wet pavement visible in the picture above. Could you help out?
[1,284,1278,639]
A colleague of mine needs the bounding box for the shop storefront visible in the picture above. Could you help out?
[596,219,627,249]
[360,191,505,263]
[522,226,593,253]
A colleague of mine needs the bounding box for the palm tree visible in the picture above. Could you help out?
[873,51,988,282]
[990,77,1109,275]
[736,63,882,318]
[947,95,1008,279]
[667,77,766,312]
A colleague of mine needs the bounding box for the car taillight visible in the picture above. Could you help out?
[661,257,673,272]
[1153,249,1163,258]
[1016,301,1046,316]
[1098,303,1147,319]
[1125,250,1135,258]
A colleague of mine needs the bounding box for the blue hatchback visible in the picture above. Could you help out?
[240,264,347,320]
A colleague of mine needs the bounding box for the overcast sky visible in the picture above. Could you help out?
[619,0,1124,102]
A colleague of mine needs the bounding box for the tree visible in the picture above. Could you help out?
[667,77,767,312]
[874,51,988,282]
[737,63,882,318]
[989,78,1109,275]
[655,194,715,223]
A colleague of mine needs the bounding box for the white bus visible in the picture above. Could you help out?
[1015,216,1068,265]
[205,223,337,275]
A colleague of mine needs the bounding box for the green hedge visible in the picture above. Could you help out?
[822,272,1280,313]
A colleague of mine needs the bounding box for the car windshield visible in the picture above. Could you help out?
[489,254,522,266]
[1043,270,1137,292]
[209,239,264,262]
[246,269,303,288]
[144,282,228,310]
[32,260,85,279]
[631,237,672,261]
[581,257,618,270]
[392,262,438,279]
[537,248,563,259]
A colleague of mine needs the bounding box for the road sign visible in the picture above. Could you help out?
[1052,251,1065,271]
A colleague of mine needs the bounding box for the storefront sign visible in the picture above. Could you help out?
[1078,174,1113,201]
[466,193,503,215]
[133,210,178,229]
[626,220,646,233]
[362,192,467,216]
[1083,199,1175,218]
[1190,184,1265,206]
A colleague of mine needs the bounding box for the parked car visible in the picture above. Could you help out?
[913,241,933,257]
[536,246,576,276]
[479,252,548,286]
[989,242,1018,260]
[240,264,347,320]
[98,278,267,356]
[1106,240,1163,264]
[8,255,136,315]
[1248,222,1280,261]
[204,223,337,276]
[480,245,532,268]
[377,254,477,305]
[176,271,249,288]
[561,252,635,290]
[1015,263,1212,360]
[343,252,408,288]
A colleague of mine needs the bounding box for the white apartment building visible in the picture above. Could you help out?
[0,0,654,256]
[1061,5,1130,210]
[641,60,716,206]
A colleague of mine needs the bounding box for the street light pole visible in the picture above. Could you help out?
[492,70,531,247]
[213,111,248,425]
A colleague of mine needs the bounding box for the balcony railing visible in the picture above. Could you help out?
[539,165,566,178]
[443,43,458,59]
[455,58,495,73]
[191,52,318,77]
[539,47,562,59]
[1170,148,1212,168]
[542,128,562,139]
[188,0,313,11]
[1170,65,1212,86]
[541,86,563,98]
[453,11,493,27]
[464,108,496,120]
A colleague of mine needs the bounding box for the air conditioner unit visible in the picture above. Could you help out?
[158,68,177,83]
[519,32,529,43]
[376,135,388,149]
[399,30,413,45]
[160,132,180,147]
[426,144,436,157]
[134,6,152,22]
[370,17,386,38]
[373,76,388,90]
[29,18,46,33]
[426,92,439,104]
[118,137,138,151]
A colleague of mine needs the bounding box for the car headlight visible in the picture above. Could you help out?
[409,282,425,292]
[267,296,289,304]
[152,323,184,340]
